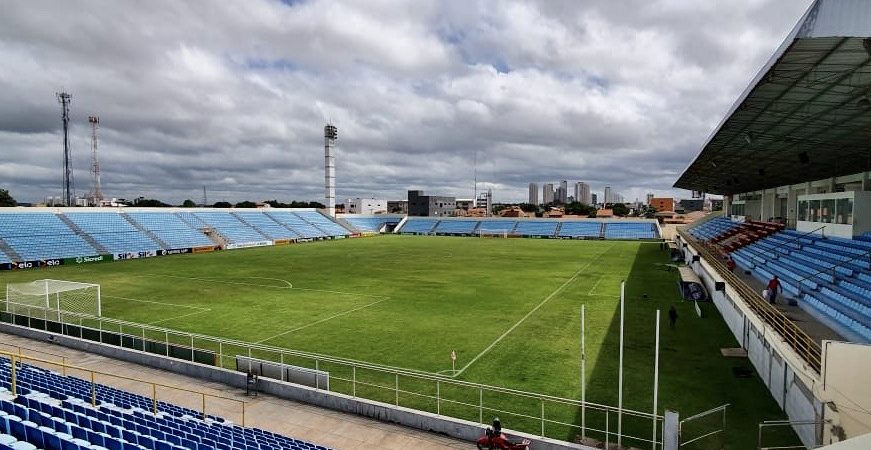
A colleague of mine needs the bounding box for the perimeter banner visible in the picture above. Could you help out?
[64,254,112,265]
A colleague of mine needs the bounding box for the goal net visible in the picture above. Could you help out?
[477,229,508,238]
[5,279,101,321]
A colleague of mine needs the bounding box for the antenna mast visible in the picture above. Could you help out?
[202,185,208,207]
[57,92,74,206]
[88,116,102,206]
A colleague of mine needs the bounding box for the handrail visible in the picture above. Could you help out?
[794,244,871,287]
[1,350,247,425]
[677,228,822,373]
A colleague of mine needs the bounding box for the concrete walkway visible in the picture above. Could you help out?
[0,331,469,450]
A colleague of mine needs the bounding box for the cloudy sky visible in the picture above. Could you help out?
[0,0,813,205]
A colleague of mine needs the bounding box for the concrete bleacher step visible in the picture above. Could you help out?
[332,216,359,234]
[295,212,330,236]
[121,213,170,250]
[0,236,22,261]
[57,214,107,254]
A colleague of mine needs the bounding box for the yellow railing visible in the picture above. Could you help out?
[676,228,822,372]
[0,341,68,375]
[1,350,248,426]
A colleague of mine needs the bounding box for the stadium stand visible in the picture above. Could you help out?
[433,220,479,235]
[0,214,97,260]
[64,213,162,254]
[232,212,298,240]
[291,211,350,237]
[512,221,558,238]
[265,212,326,239]
[0,249,10,265]
[397,219,439,234]
[124,212,214,249]
[557,222,602,238]
[603,222,657,240]
[687,218,871,343]
[191,212,268,244]
[0,356,332,450]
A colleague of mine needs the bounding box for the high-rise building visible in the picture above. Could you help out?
[574,182,591,205]
[591,193,598,206]
[646,193,654,206]
[528,183,539,205]
[543,183,555,204]
[604,186,613,204]
[557,180,568,204]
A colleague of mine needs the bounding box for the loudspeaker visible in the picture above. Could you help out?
[715,281,725,291]
[798,152,809,164]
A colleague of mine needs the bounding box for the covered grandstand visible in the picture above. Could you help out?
[675,0,871,446]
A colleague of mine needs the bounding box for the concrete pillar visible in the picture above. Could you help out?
[723,195,732,216]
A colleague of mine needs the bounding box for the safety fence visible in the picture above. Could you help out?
[1,305,663,448]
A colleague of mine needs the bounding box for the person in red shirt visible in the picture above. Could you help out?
[766,276,782,305]
[726,257,736,273]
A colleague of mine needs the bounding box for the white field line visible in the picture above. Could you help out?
[255,297,391,344]
[587,277,604,296]
[137,273,293,289]
[104,295,211,311]
[452,245,614,377]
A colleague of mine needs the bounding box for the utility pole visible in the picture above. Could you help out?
[57,92,74,206]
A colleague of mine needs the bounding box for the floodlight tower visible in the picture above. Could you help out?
[57,92,73,206]
[324,123,338,217]
[88,116,103,206]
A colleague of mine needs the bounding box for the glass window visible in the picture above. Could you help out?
[836,198,853,225]
[809,200,820,222]
[798,200,808,221]
[821,199,835,223]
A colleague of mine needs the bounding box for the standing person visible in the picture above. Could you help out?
[726,257,736,273]
[668,306,678,329]
[766,275,782,305]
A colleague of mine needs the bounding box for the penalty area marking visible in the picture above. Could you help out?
[254,296,391,344]
[452,244,614,378]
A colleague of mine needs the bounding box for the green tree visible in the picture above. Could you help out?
[235,201,257,208]
[518,203,538,213]
[612,203,630,217]
[181,199,197,208]
[644,206,658,219]
[565,201,595,216]
[133,197,169,207]
[0,188,16,207]
[213,201,232,208]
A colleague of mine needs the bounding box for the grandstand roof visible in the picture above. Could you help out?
[674,0,871,195]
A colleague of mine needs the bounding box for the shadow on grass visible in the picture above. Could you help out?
[570,243,799,450]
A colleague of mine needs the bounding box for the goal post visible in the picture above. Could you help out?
[5,279,101,321]
[477,229,508,238]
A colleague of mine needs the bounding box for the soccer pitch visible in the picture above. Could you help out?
[2,235,794,448]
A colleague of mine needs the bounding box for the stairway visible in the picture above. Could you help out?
[121,213,170,250]
[57,214,107,254]
[553,222,563,238]
[229,212,272,240]
[0,237,22,261]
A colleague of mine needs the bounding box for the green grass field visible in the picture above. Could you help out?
[1,235,798,448]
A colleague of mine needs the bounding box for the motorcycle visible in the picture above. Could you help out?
[475,426,531,449]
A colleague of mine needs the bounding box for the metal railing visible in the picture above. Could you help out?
[0,303,663,447]
[677,228,822,372]
[1,350,247,426]
[679,403,729,448]
[758,419,827,450]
